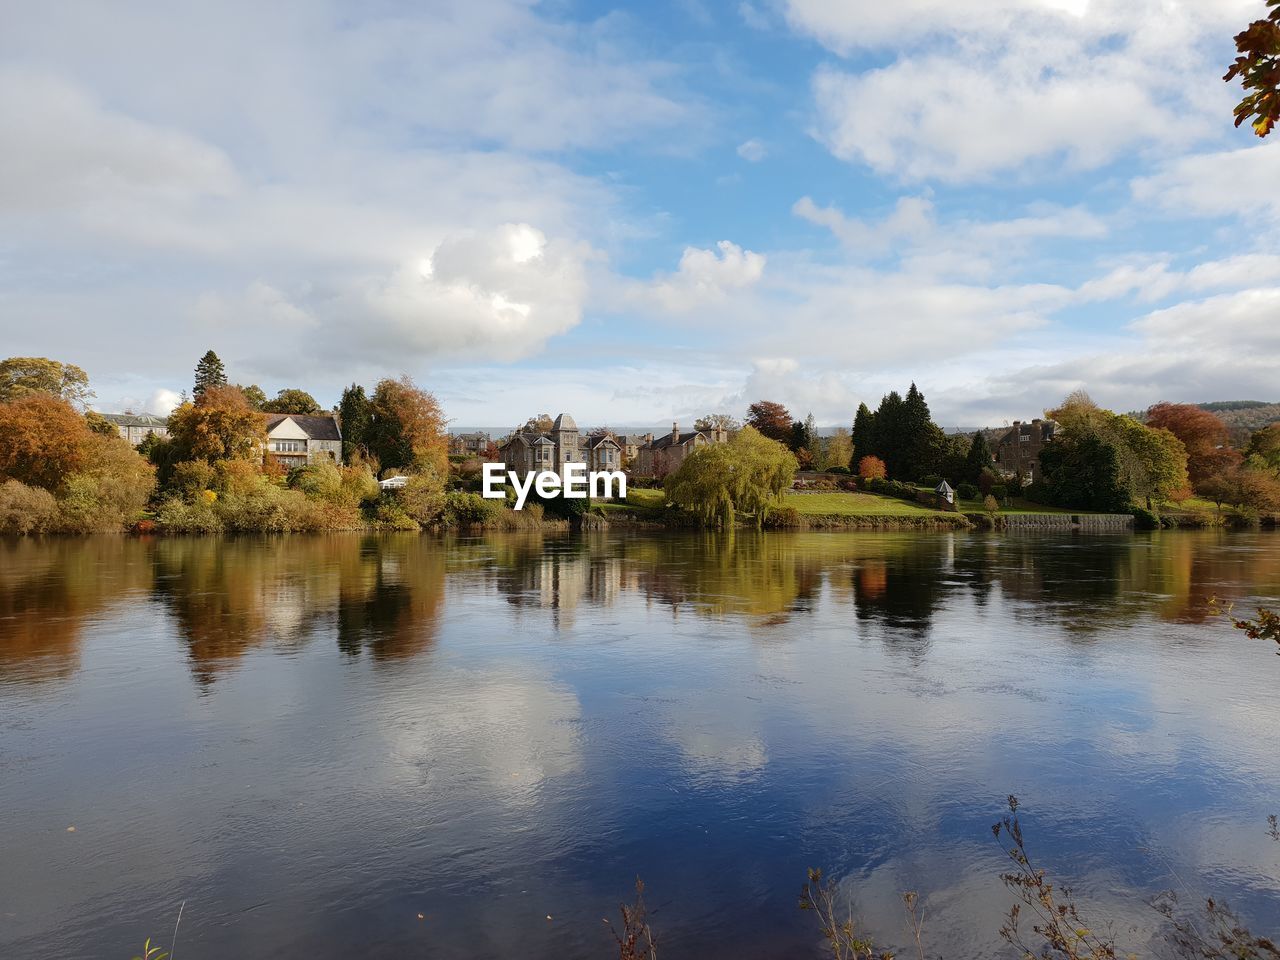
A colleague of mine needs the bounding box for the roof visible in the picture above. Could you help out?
[99,412,168,427]
[586,434,621,449]
[644,430,704,451]
[453,431,489,441]
[552,412,577,431]
[997,419,1056,446]
[935,480,954,494]
[264,413,342,441]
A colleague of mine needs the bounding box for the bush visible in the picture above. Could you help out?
[983,494,1000,513]
[171,460,217,498]
[762,505,801,529]
[444,491,498,525]
[957,482,979,501]
[921,475,941,488]
[1131,506,1160,530]
[827,465,850,475]
[0,479,58,534]
[989,484,1008,501]
[155,496,224,533]
[399,472,447,524]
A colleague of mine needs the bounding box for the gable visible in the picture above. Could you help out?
[266,417,310,441]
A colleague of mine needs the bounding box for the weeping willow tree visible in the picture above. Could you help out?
[664,426,797,529]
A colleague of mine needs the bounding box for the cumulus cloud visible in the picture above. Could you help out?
[1131,142,1280,220]
[793,0,1248,180]
[646,240,766,312]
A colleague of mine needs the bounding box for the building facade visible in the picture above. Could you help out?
[499,413,581,478]
[264,414,342,470]
[633,422,728,479]
[450,431,491,456]
[99,412,169,445]
[994,418,1056,482]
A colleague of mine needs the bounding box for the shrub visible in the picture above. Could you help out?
[155,496,224,534]
[399,472,447,525]
[444,491,497,525]
[858,455,887,481]
[1131,506,1160,530]
[921,474,941,488]
[827,465,850,475]
[762,505,801,529]
[957,482,979,500]
[0,479,58,534]
[171,460,217,498]
[983,494,1000,513]
[838,479,859,492]
[989,484,1008,501]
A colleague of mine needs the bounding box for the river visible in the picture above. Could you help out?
[1,531,1278,959]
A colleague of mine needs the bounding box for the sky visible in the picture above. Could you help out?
[2,0,1278,430]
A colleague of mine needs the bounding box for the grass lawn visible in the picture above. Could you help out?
[596,487,667,515]
[785,491,950,517]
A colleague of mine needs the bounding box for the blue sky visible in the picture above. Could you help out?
[2,0,1278,430]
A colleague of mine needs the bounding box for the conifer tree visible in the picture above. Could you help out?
[338,383,372,463]
[193,350,227,398]
[851,403,876,469]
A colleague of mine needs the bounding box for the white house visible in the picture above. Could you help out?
[263,413,342,469]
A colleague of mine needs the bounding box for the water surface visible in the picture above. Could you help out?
[2,531,1279,958]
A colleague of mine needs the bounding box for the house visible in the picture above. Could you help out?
[633,422,729,479]
[99,412,169,445]
[450,431,491,456]
[499,413,581,478]
[994,418,1056,482]
[616,434,652,468]
[584,433,623,472]
[263,413,342,470]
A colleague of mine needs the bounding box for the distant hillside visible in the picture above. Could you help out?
[1197,401,1280,436]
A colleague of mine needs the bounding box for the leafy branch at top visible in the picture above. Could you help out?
[1225,0,1280,137]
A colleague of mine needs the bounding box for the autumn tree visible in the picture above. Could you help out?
[858,455,887,481]
[166,385,267,464]
[0,356,94,409]
[1226,0,1280,137]
[821,427,852,472]
[1146,402,1239,487]
[664,425,797,529]
[694,413,741,434]
[368,376,448,476]
[745,400,793,445]
[261,388,323,414]
[193,350,227,398]
[1246,423,1280,473]
[520,413,554,433]
[0,393,94,490]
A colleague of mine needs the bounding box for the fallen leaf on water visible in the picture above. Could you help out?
[546,915,553,921]
[66,826,76,833]
[417,914,425,921]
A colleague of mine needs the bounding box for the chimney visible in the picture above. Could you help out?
[1032,418,1042,425]
[672,420,679,440]
[1012,420,1022,427]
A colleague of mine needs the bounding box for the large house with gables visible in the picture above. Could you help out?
[633,421,729,479]
[500,413,582,478]
[99,412,169,445]
[264,413,342,470]
[994,418,1057,482]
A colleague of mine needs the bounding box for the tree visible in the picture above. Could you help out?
[1245,423,1280,473]
[1146,402,1239,487]
[521,414,554,433]
[261,388,322,414]
[822,427,852,472]
[790,412,818,455]
[898,383,945,481]
[1038,432,1130,513]
[694,413,741,434]
[0,356,94,409]
[871,391,907,478]
[238,384,268,410]
[1115,417,1190,509]
[745,400,793,445]
[1225,0,1280,137]
[338,384,373,463]
[1237,467,1280,511]
[166,385,266,464]
[193,350,228,398]
[965,431,994,485]
[664,425,797,529]
[858,455,887,481]
[851,403,876,469]
[369,376,448,476]
[0,393,95,490]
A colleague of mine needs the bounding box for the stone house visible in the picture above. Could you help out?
[450,431,491,456]
[633,422,729,479]
[500,413,581,478]
[99,412,169,445]
[263,413,342,470]
[616,434,652,468]
[994,418,1056,482]
[584,433,623,472]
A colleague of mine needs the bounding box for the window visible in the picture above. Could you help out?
[273,440,303,453]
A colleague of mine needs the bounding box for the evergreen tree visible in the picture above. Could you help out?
[965,431,993,484]
[193,350,227,398]
[873,391,906,478]
[338,383,373,463]
[851,403,876,469]
[899,383,943,481]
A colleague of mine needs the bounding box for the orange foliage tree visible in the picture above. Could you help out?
[167,385,268,463]
[1146,402,1240,488]
[858,455,887,481]
[0,393,94,490]
[368,376,448,476]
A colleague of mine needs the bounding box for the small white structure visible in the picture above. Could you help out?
[378,475,409,491]
[935,480,955,505]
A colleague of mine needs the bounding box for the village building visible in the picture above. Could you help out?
[98,412,169,445]
[583,433,623,472]
[449,431,491,456]
[263,413,342,470]
[499,413,581,478]
[633,422,729,479]
[616,434,652,469]
[994,418,1056,482]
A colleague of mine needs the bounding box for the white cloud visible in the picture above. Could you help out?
[1131,142,1280,219]
[794,0,1249,181]
[646,240,767,312]
[736,138,768,162]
